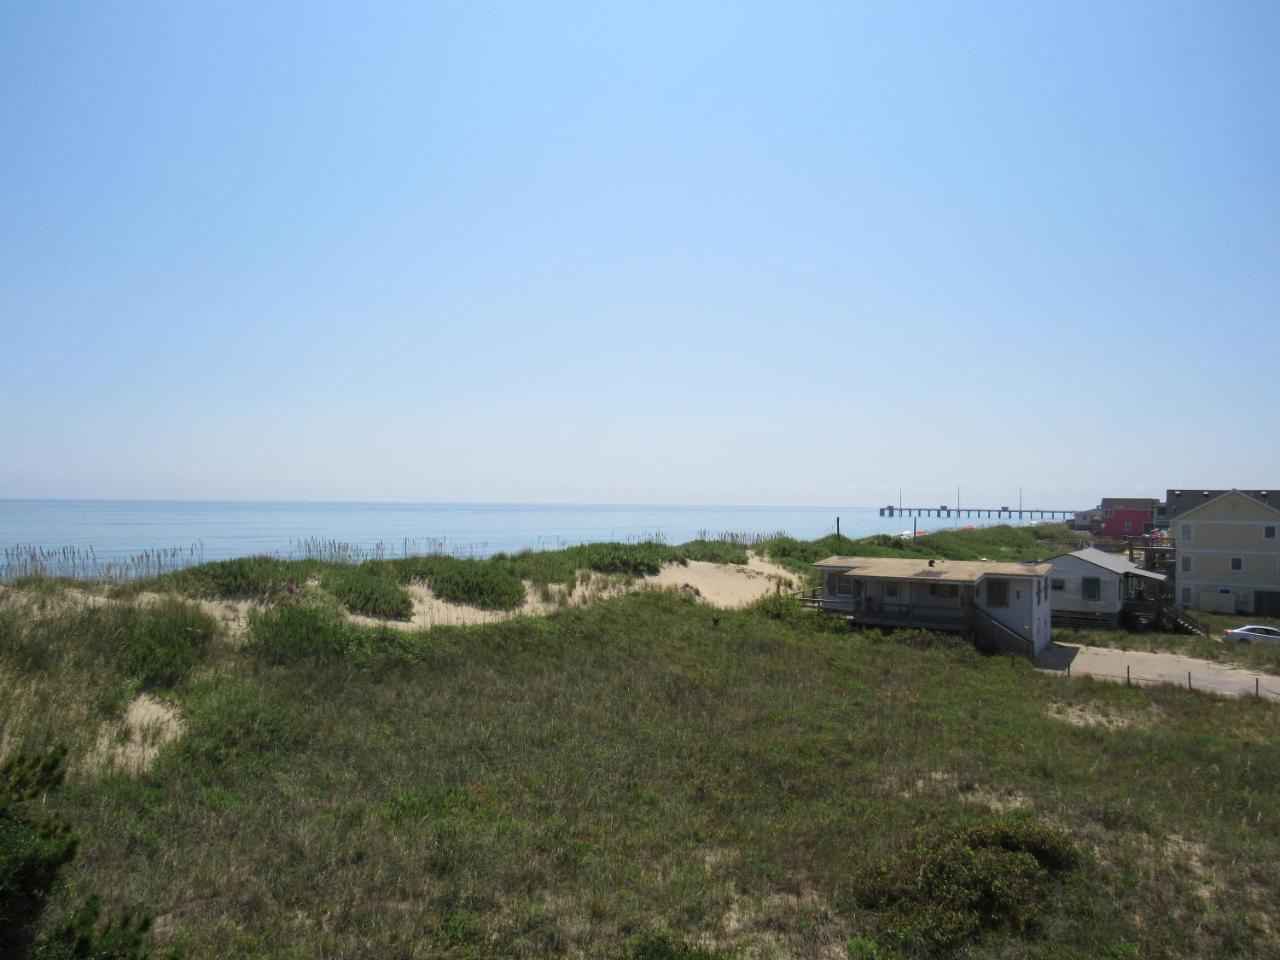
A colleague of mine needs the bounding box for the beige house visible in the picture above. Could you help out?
[812,556,1053,657]
[1173,490,1280,615]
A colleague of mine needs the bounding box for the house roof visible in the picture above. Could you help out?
[812,556,1052,583]
[1061,547,1167,582]
[1174,489,1280,523]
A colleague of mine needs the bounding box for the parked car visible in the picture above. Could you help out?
[1222,624,1280,644]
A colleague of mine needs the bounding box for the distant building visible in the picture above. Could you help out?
[1070,497,1158,536]
[1046,547,1166,628]
[1094,498,1158,538]
[1156,488,1278,531]
[1172,490,1280,615]
[811,556,1053,657]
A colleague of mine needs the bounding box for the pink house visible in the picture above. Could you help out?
[1096,498,1157,538]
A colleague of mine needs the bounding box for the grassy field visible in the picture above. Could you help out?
[3,562,1279,958]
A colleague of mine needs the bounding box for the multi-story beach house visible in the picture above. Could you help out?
[811,556,1053,657]
[1156,488,1278,532]
[1172,490,1280,615]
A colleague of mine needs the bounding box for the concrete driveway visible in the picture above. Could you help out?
[1036,642,1280,701]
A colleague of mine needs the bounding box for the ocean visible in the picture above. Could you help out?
[0,499,1028,576]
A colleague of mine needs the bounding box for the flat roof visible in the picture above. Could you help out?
[813,556,1052,582]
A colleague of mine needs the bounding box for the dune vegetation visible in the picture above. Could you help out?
[1,526,1277,958]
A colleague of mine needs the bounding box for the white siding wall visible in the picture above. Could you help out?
[976,575,1050,652]
[1046,554,1124,616]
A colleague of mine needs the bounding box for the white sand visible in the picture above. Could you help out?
[643,556,799,609]
[89,694,184,775]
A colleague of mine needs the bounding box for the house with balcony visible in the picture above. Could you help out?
[811,556,1053,657]
[1046,547,1167,628]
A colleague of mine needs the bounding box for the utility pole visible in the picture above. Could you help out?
[957,486,961,514]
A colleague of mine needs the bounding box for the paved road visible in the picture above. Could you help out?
[1036,642,1280,701]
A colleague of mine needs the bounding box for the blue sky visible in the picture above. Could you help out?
[2,1,1277,508]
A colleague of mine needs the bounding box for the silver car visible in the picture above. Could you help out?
[1223,624,1280,644]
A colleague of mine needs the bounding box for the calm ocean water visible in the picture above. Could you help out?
[0,499,1025,574]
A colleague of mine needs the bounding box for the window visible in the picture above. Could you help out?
[1180,522,1193,542]
[1231,557,1243,572]
[928,584,958,599]
[1124,520,1133,532]
[1266,525,1276,540]
[836,576,854,597]
[1082,577,1102,601]
[1181,555,1192,574]
[884,583,899,599]
[1051,579,1065,591]
[986,579,1009,607]
[1181,586,1192,605]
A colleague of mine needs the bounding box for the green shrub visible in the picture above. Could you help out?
[321,569,413,619]
[249,602,354,663]
[120,599,218,690]
[34,895,163,960]
[1,744,170,960]
[0,601,213,693]
[623,931,734,960]
[747,593,847,632]
[176,677,300,783]
[858,814,1077,955]
[1,788,79,957]
[167,556,312,600]
[426,559,526,610]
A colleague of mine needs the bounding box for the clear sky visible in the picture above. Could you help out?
[2,1,1277,509]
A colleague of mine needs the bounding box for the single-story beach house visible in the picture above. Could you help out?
[811,556,1053,657]
[1046,547,1167,628]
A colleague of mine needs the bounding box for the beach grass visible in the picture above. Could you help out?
[2,576,1278,958]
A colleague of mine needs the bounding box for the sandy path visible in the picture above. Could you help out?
[645,556,798,609]
[1037,642,1280,701]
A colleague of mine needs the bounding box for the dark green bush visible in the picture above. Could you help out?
[167,556,313,600]
[34,895,163,960]
[120,599,218,690]
[747,593,847,632]
[1,745,170,960]
[672,540,749,565]
[622,931,734,960]
[321,569,413,619]
[249,602,354,663]
[1,792,79,957]
[426,559,526,610]
[858,814,1077,955]
[0,601,213,693]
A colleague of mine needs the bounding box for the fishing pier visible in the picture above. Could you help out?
[879,505,1077,520]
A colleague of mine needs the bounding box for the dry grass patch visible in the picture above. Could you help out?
[1048,700,1161,730]
[87,693,185,776]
